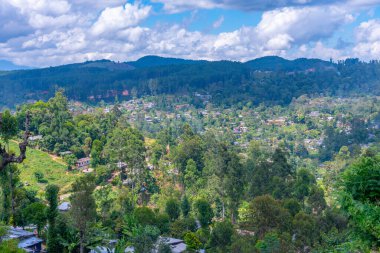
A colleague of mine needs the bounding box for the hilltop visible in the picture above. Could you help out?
[0,56,378,108]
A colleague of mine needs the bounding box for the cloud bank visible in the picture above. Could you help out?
[0,0,379,67]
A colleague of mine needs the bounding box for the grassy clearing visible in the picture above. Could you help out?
[8,141,79,196]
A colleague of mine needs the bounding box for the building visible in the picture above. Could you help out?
[59,151,72,157]
[3,227,43,253]
[28,135,43,148]
[90,237,188,253]
[116,162,128,170]
[58,202,71,212]
[158,237,187,253]
[28,135,43,142]
[76,157,91,169]
[309,111,320,117]
[267,117,287,126]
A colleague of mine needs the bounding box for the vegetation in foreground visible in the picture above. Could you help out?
[0,91,379,252]
[6,141,77,196]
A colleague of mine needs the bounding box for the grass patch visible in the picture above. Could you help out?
[8,141,79,196]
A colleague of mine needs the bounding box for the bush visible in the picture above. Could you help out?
[255,232,281,253]
[133,225,160,253]
[165,199,180,221]
[209,221,234,249]
[283,198,301,217]
[0,239,26,253]
[170,217,197,238]
[34,171,48,183]
[157,242,172,253]
[181,195,191,217]
[95,165,113,185]
[133,207,156,226]
[156,213,170,234]
[230,235,257,253]
[184,232,202,251]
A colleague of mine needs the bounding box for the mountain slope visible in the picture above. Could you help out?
[244,56,335,71]
[127,55,206,68]
[0,56,378,108]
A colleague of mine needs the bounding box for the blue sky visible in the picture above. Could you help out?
[1,0,380,67]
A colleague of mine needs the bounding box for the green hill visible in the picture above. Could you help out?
[0,56,379,108]
[9,141,79,196]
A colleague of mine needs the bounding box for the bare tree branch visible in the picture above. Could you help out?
[0,112,30,170]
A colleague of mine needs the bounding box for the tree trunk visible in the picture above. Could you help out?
[222,201,225,220]
[80,231,84,253]
[0,113,31,171]
[10,170,16,227]
[132,183,135,209]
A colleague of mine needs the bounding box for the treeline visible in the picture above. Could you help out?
[1,57,380,108]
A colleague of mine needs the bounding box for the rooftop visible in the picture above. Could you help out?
[5,227,34,240]
[58,202,71,211]
[18,236,43,248]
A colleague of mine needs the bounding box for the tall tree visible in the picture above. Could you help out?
[208,221,234,250]
[69,174,97,253]
[339,154,380,247]
[0,110,17,150]
[0,164,21,226]
[40,91,77,153]
[90,139,103,167]
[195,199,214,228]
[165,199,180,222]
[105,126,146,204]
[24,202,47,236]
[173,124,204,183]
[204,141,245,222]
[181,195,190,218]
[244,195,291,238]
[184,159,198,191]
[46,184,60,253]
[224,151,245,223]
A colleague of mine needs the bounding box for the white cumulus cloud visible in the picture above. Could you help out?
[0,0,378,67]
[353,19,380,59]
[91,3,152,36]
[153,0,341,13]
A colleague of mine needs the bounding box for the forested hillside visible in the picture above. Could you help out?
[1,57,379,109]
[0,90,379,252]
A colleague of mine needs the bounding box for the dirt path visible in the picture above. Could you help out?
[49,153,67,166]
[11,140,67,166]
[60,193,72,201]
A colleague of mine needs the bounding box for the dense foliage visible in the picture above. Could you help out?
[0,90,379,252]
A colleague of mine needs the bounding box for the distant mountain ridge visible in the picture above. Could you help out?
[0,55,377,109]
[58,59,135,71]
[244,56,335,71]
[1,55,335,72]
[127,55,335,71]
[127,55,206,68]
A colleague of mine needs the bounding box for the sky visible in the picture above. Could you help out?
[1,0,380,67]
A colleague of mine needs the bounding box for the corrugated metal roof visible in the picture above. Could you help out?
[18,236,43,248]
[58,202,71,211]
[6,228,34,239]
[158,237,184,245]
[171,242,187,253]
